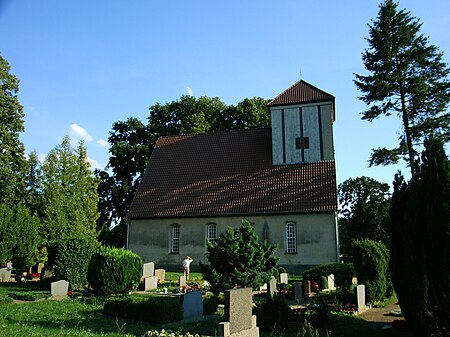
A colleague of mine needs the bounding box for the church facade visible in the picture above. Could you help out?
[127,80,339,272]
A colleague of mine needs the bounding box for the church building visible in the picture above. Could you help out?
[127,80,339,272]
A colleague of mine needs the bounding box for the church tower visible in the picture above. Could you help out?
[268,80,335,165]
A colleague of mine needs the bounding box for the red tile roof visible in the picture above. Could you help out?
[128,128,337,219]
[268,80,335,107]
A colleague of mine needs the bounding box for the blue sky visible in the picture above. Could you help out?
[1,1,449,187]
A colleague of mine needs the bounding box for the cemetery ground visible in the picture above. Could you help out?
[0,272,410,337]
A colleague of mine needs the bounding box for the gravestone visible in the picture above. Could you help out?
[155,269,165,283]
[183,290,203,320]
[179,275,187,288]
[0,268,11,282]
[304,280,312,297]
[279,273,288,284]
[218,288,259,337]
[327,274,336,290]
[144,276,158,291]
[51,280,69,298]
[356,284,367,313]
[293,282,303,301]
[142,262,155,278]
[267,276,277,298]
[352,277,358,285]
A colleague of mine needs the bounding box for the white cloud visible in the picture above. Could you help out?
[69,124,93,142]
[96,139,108,148]
[87,157,100,170]
[186,86,193,96]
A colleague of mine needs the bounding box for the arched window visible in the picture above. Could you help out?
[285,222,297,254]
[171,224,180,253]
[207,223,217,246]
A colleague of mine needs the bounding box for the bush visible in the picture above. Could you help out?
[352,239,391,303]
[50,237,97,290]
[303,263,355,289]
[200,220,279,295]
[318,276,328,290]
[87,246,143,295]
[203,295,219,315]
[253,293,291,331]
[103,294,183,323]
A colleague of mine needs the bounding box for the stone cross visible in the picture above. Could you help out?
[218,288,259,337]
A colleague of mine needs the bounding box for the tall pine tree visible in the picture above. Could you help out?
[390,137,450,336]
[354,0,450,175]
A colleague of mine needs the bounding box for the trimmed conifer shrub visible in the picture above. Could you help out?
[302,263,355,289]
[87,246,143,295]
[352,239,391,303]
[50,237,97,290]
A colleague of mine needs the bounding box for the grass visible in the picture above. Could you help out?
[0,281,411,337]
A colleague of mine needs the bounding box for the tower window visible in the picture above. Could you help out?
[296,137,309,149]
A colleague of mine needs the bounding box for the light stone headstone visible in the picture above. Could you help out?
[183,290,203,320]
[6,262,12,270]
[144,275,158,291]
[143,262,155,278]
[279,273,288,284]
[179,275,187,288]
[293,282,303,301]
[267,276,277,298]
[51,280,69,298]
[0,268,11,282]
[155,269,165,283]
[218,287,259,337]
[327,274,336,290]
[352,277,358,285]
[357,284,367,312]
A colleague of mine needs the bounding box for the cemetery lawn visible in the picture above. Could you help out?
[0,282,408,337]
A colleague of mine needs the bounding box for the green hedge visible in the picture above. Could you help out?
[302,263,355,288]
[50,237,97,290]
[87,246,142,295]
[103,294,183,324]
[203,295,219,315]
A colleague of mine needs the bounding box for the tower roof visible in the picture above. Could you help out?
[268,80,335,107]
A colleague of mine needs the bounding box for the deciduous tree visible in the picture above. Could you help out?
[354,0,450,175]
[0,55,27,205]
[338,176,391,255]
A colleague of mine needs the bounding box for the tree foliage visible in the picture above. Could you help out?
[352,239,392,303]
[338,176,391,255]
[98,96,270,246]
[0,204,41,269]
[41,136,99,244]
[390,137,450,336]
[200,220,279,295]
[0,54,27,206]
[354,0,450,175]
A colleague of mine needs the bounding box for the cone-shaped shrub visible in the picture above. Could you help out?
[87,246,143,295]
